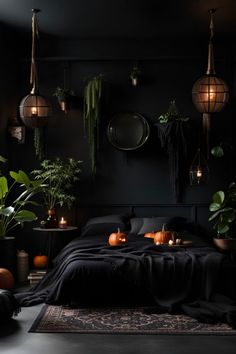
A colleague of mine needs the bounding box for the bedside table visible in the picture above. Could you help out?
[33,226,78,267]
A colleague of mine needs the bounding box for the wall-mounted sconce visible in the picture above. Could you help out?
[192,9,229,159]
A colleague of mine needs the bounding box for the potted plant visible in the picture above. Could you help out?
[31,157,82,228]
[209,182,236,250]
[53,87,75,113]
[0,158,42,272]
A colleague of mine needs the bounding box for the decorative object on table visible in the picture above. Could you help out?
[154,224,176,245]
[192,9,229,159]
[108,229,128,246]
[107,112,150,150]
[154,100,189,202]
[32,157,82,227]
[189,148,209,185]
[130,64,141,87]
[17,250,29,283]
[83,74,104,174]
[59,217,68,229]
[19,9,52,160]
[33,255,48,269]
[0,268,15,289]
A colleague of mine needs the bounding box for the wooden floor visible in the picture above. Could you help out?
[1,304,236,354]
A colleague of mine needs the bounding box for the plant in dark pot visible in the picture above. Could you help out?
[0,158,42,273]
[32,157,82,228]
[209,182,236,250]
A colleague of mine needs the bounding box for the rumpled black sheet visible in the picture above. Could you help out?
[15,233,236,327]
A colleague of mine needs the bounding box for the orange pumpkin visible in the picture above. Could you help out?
[154,224,173,244]
[33,255,48,269]
[144,231,156,239]
[108,228,128,246]
[0,268,15,289]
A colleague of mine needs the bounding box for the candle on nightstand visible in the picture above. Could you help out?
[59,217,67,229]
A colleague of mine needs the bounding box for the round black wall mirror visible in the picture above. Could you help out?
[107,112,150,150]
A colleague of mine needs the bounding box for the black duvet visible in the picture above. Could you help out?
[15,233,236,327]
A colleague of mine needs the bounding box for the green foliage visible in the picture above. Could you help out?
[34,128,45,160]
[83,74,103,175]
[53,87,75,102]
[211,145,224,158]
[130,65,141,79]
[158,100,189,124]
[32,157,82,210]
[0,159,42,239]
[209,182,236,236]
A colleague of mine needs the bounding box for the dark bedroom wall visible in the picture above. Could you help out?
[5,36,236,232]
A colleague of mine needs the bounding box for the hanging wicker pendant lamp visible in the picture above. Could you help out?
[192,9,229,158]
[19,9,51,128]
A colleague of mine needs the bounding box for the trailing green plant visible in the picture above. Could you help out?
[83,74,103,174]
[209,182,236,236]
[158,100,189,124]
[130,65,141,80]
[53,87,75,102]
[0,158,43,239]
[34,128,45,161]
[32,157,82,210]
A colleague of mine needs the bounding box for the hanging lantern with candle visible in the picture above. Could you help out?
[19,9,51,159]
[192,9,229,158]
[189,148,209,185]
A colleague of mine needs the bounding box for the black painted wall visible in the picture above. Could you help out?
[1,32,236,241]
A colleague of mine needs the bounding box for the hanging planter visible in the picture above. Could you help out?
[130,65,141,87]
[155,100,189,202]
[53,87,75,113]
[83,74,104,175]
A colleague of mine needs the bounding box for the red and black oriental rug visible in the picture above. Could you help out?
[29,305,236,335]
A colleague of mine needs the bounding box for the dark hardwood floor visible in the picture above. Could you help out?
[1,304,236,354]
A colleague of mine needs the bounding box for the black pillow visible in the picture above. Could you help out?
[81,214,128,237]
[130,216,186,235]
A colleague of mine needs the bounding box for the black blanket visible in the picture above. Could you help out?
[15,233,236,327]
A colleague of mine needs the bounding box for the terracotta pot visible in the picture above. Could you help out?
[213,238,236,251]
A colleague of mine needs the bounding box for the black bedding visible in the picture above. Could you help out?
[15,232,236,327]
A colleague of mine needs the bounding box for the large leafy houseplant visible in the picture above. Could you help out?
[0,167,42,240]
[31,157,82,211]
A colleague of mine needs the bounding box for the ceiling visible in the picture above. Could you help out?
[0,0,236,40]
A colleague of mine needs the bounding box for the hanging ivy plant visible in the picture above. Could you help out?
[34,128,45,161]
[83,74,104,175]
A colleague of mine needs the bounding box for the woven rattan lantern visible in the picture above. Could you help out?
[192,9,229,158]
[19,9,51,128]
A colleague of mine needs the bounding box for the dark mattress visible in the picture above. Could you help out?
[15,232,236,327]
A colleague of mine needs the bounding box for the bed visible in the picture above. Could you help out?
[15,214,236,327]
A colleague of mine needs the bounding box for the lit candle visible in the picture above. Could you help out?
[59,217,67,229]
[196,169,202,178]
[31,106,38,116]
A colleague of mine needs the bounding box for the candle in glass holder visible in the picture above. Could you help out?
[59,217,67,229]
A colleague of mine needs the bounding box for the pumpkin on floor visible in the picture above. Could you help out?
[0,268,15,289]
[108,229,128,246]
[154,224,173,244]
[33,255,48,269]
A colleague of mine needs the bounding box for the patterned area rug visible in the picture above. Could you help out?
[29,305,236,335]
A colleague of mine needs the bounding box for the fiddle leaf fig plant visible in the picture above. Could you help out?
[209,182,236,236]
[0,165,43,239]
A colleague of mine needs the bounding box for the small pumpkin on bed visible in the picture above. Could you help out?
[108,228,128,246]
[154,224,175,244]
[144,231,156,239]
